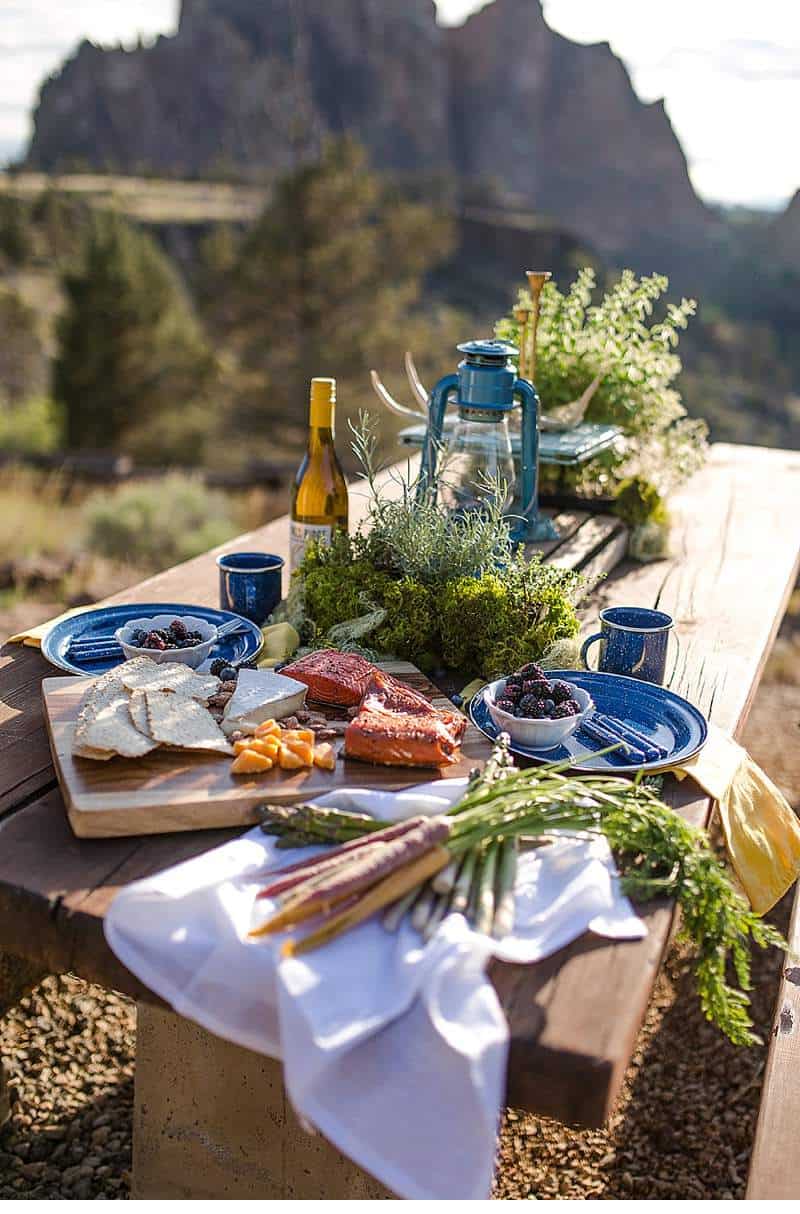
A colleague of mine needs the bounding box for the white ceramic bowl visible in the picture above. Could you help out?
[484,677,593,751]
[114,614,218,669]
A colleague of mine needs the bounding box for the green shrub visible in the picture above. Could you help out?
[82,474,236,571]
[0,396,65,454]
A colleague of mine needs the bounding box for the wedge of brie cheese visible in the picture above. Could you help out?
[221,669,308,736]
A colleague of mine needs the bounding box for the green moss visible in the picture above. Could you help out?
[612,475,670,528]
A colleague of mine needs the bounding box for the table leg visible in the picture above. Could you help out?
[133,1003,392,1199]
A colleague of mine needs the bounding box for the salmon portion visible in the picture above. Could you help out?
[345,670,466,768]
[281,649,377,706]
[362,672,467,744]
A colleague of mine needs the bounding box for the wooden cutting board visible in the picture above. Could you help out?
[42,661,491,839]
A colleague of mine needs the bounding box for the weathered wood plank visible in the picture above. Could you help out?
[746,887,800,1199]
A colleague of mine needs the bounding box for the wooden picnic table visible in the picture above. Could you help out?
[0,441,798,1197]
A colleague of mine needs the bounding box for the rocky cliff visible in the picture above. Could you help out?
[770,190,800,274]
[25,0,717,261]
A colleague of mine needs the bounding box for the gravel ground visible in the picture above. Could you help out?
[0,667,797,1199]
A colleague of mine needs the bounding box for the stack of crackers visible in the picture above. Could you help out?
[73,657,233,760]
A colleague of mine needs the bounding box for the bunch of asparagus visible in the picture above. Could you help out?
[252,736,787,1047]
[254,739,627,955]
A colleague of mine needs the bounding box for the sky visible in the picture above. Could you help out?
[0,0,798,210]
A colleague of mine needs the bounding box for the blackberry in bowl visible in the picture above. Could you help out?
[483,668,593,750]
[115,614,218,669]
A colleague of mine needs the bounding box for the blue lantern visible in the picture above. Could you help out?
[417,340,558,544]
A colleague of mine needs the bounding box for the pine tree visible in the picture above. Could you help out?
[53,211,218,460]
[215,138,458,440]
[0,196,34,267]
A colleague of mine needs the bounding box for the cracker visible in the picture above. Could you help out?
[144,690,233,754]
[128,688,151,737]
[72,741,115,761]
[82,683,159,758]
[74,669,126,750]
[121,661,220,701]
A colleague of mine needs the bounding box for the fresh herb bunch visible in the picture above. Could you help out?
[496,268,709,504]
[257,741,786,1046]
[292,413,584,677]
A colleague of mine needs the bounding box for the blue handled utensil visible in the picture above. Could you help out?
[578,717,647,766]
[593,713,666,763]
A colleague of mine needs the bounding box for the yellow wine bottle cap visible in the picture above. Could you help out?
[309,377,336,427]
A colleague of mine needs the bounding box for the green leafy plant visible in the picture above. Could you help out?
[294,414,583,677]
[496,268,709,500]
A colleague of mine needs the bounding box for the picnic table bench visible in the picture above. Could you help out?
[0,441,798,1197]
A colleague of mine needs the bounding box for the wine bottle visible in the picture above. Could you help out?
[289,377,349,573]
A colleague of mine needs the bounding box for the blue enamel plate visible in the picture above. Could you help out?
[41,602,263,677]
[469,669,708,773]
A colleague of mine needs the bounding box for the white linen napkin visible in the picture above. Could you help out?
[105,777,645,1199]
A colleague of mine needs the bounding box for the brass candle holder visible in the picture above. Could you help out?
[525,269,551,384]
[513,305,531,379]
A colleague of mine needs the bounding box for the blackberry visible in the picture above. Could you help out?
[170,619,188,640]
[518,662,545,679]
[495,697,516,714]
[209,658,228,677]
[504,675,523,691]
[145,631,166,650]
[523,678,551,699]
[550,681,573,704]
[552,699,581,718]
[518,695,547,719]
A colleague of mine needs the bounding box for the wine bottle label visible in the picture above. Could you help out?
[289,520,333,571]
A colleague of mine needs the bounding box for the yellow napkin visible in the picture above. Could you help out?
[6,604,98,648]
[258,622,300,668]
[674,724,800,915]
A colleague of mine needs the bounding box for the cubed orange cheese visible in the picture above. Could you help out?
[231,748,274,774]
[284,738,314,765]
[254,719,281,737]
[312,742,336,771]
[281,728,314,745]
[249,736,280,759]
[278,743,309,771]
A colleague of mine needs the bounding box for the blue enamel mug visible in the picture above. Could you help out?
[580,606,679,685]
[217,552,284,626]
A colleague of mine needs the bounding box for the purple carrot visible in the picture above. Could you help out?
[256,817,429,899]
[253,817,452,936]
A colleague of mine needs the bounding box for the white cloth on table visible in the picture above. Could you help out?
[104,777,645,1199]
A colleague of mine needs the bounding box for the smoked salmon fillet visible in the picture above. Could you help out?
[281,649,377,706]
[344,670,466,768]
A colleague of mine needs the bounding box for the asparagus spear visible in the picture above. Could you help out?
[411,880,439,932]
[450,850,477,916]
[382,884,421,932]
[473,841,501,936]
[492,837,518,940]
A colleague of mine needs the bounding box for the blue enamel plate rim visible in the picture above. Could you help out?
[468,669,708,773]
[41,602,263,676]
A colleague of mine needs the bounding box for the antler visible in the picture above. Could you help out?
[403,351,430,412]
[540,373,605,432]
[369,369,426,420]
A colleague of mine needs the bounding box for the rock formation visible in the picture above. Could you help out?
[25,0,718,261]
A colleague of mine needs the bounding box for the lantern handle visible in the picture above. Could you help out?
[509,378,559,544]
[404,351,430,411]
[417,372,458,500]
